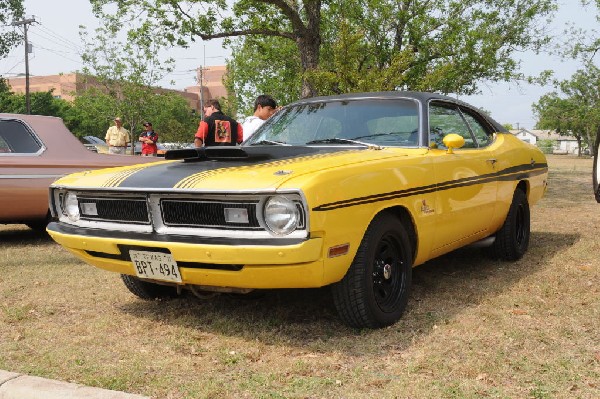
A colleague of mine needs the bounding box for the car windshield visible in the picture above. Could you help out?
[244,98,420,147]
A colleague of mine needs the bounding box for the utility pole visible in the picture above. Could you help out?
[198,66,204,117]
[11,17,36,114]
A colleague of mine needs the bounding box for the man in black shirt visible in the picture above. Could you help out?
[194,99,243,147]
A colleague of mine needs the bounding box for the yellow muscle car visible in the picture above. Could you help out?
[46,92,548,328]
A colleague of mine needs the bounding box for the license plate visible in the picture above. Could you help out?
[130,250,182,283]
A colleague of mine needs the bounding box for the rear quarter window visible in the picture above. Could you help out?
[0,119,43,154]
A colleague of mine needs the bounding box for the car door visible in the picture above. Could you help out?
[428,101,499,256]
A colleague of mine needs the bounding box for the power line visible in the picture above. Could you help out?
[35,23,82,52]
[2,59,25,75]
[32,43,83,65]
[28,30,81,55]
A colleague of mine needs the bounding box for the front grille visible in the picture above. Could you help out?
[161,199,260,229]
[79,197,149,223]
[53,189,308,239]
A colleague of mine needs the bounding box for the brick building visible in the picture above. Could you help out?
[7,66,228,114]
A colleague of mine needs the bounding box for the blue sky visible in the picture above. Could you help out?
[1,0,598,128]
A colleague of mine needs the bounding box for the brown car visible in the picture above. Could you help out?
[0,113,161,230]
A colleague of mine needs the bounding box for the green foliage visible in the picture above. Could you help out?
[536,138,555,154]
[220,0,556,116]
[224,35,302,114]
[66,86,198,143]
[0,0,24,58]
[0,79,72,118]
[314,0,556,95]
[76,10,197,145]
[533,62,600,156]
[562,1,600,62]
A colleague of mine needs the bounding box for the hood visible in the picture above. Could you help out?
[52,146,428,191]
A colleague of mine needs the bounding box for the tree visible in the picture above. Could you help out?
[88,0,557,103]
[0,78,72,117]
[224,35,302,115]
[78,22,196,147]
[0,0,24,58]
[65,82,198,143]
[312,0,556,95]
[563,1,600,62]
[533,63,600,156]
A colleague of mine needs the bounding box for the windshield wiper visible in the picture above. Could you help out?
[352,131,410,140]
[249,139,290,146]
[305,138,375,146]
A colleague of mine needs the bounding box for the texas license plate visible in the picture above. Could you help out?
[130,250,182,283]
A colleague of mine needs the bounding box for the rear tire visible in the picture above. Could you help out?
[332,213,412,328]
[120,274,178,300]
[491,188,530,261]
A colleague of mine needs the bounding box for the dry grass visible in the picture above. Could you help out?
[1,154,599,399]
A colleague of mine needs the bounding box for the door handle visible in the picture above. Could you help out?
[486,158,497,167]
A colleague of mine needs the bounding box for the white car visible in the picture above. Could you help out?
[594,135,600,202]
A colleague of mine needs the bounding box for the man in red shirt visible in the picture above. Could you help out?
[194,99,243,147]
[139,122,158,156]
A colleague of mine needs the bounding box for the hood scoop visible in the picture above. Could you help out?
[165,145,364,163]
[165,147,262,162]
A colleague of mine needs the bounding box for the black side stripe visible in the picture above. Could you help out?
[312,163,547,212]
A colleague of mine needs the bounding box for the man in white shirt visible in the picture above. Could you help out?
[242,95,278,141]
[105,117,130,155]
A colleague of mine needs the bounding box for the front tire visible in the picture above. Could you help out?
[332,213,412,328]
[491,188,530,261]
[120,274,178,300]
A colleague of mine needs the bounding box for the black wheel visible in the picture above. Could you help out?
[26,211,51,232]
[332,213,412,328]
[120,274,178,300]
[491,188,530,261]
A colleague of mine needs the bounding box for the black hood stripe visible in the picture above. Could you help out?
[312,163,547,211]
[101,166,148,188]
[114,148,364,189]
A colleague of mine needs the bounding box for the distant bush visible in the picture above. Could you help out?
[537,139,555,154]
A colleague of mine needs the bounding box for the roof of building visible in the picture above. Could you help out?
[510,128,577,141]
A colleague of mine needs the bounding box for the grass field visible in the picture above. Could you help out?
[1,154,599,399]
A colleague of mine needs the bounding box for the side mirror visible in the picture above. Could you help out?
[443,133,465,154]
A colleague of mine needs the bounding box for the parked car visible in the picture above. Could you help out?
[594,135,600,202]
[81,135,109,153]
[0,114,161,230]
[132,141,168,156]
[46,91,548,328]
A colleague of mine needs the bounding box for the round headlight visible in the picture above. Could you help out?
[264,196,300,235]
[64,192,80,222]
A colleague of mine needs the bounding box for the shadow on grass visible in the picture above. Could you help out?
[116,230,578,353]
[0,225,52,244]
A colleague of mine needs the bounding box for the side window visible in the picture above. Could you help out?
[0,119,42,154]
[461,109,493,147]
[428,103,476,149]
[0,136,11,153]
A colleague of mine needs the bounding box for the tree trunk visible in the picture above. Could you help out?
[297,1,322,99]
[297,34,321,98]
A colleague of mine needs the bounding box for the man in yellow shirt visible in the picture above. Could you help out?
[105,117,130,155]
